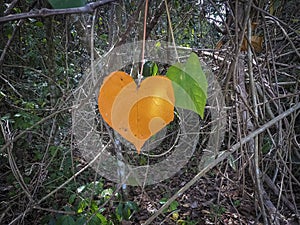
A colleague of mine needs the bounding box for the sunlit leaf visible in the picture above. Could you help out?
[77,200,88,214]
[90,201,99,213]
[166,52,207,118]
[98,71,175,153]
[95,213,108,225]
[171,212,179,221]
[101,188,113,199]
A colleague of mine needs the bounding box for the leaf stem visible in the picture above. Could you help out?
[164,0,179,61]
[138,0,149,86]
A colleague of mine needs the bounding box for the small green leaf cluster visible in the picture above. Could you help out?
[159,197,179,213]
[159,197,199,224]
[43,181,138,225]
[209,204,226,221]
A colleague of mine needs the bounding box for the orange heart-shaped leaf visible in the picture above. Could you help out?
[98,71,175,153]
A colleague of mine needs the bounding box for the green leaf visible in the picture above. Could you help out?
[262,139,272,154]
[115,203,123,221]
[35,21,44,27]
[87,215,102,225]
[48,0,86,9]
[68,194,76,204]
[166,52,207,118]
[77,200,88,214]
[169,200,179,211]
[159,198,167,204]
[13,111,40,129]
[90,200,99,213]
[75,217,86,225]
[59,215,75,225]
[100,188,113,199]
[125,201,139,211]
[96,213,108,225]
[142,61,159,77]
[153,63,158,75]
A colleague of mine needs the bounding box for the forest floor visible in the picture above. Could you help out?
[71,139,300,225]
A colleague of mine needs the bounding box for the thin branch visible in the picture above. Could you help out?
[0,20,24,67]
[251,3,300,37]
[4,0,19,16]
[138,0,149,85]
[0,0,116,23]
[37,142,110,204]
[164,0,179,61]
[0,73,22,97]
[248,17,269,225]
[116,0,145,46]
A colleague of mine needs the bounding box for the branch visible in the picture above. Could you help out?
[0,0,117,23]
[116,0,145,46]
